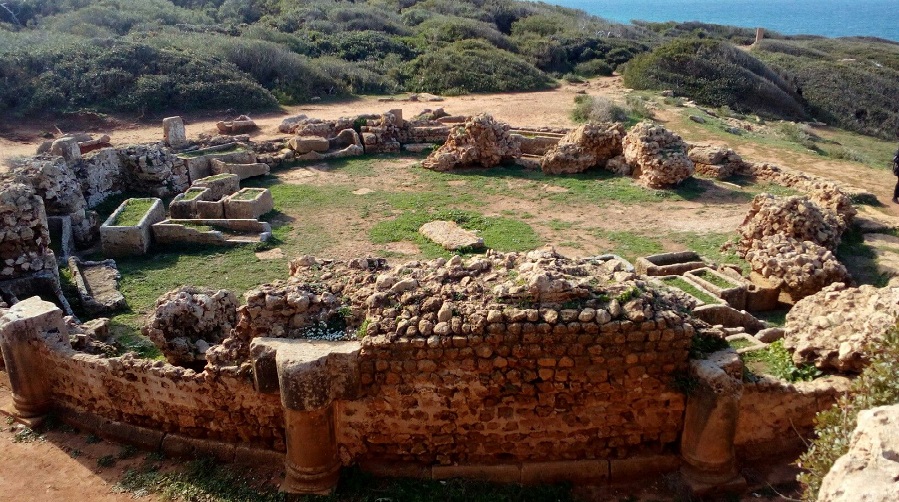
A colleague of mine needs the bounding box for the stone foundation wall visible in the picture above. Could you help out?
[42,348,285,449]
[735,375,849,459]
[339,316,693,465]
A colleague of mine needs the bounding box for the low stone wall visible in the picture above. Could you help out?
[735,375,849,460]
[341,317,692,466]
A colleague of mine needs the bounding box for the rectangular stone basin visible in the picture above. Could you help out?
[100,198,164,257]
[152,219,272,246]
[635,251,706,276]
[224,188,274,219]
[685,267,748,310]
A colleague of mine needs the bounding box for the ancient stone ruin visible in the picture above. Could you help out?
[0,106,890,498]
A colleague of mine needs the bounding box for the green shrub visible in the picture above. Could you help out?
[417,15,514,51]
[756,42,899,140]
[623,37,807,120]
[404,40,553,94]
[574,59,614,77]
[0,36,277,115]
[571,95,628,123]
[797,328,899,500]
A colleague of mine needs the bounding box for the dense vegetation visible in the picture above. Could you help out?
[0,0,647,115]
[622,32,899,139]
[1,0,897,139]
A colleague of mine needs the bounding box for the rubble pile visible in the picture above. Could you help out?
[784,283,899,373]
[142,286,238,367]
[539,123,625,174]
[422,114,521,171]
[743,235,850,301]
[623,122,694,188]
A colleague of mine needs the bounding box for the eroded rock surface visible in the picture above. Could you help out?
[422,114,520,171]
[623,122,694,188]
[419,220,484,251]
[784,283,899,373]
[142,286,238,367]
[540,123,624,174]
[817,404,899,502]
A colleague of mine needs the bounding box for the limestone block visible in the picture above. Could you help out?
[50,137,81,162]
[152,219,271,247]
[419,220,484,251]
[47,215,75,260]
[817,404,899,502]
[162,116,187,148]
[191,174,240,201]
[67,257,126,316]
[635,251,705,276]
[209,159,269,180]
[195,200,224,219]
[224,188,274,219]
[100,198,164,257]
[289,136,330,154]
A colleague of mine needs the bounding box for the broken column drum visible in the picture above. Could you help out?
[0,298,68,419]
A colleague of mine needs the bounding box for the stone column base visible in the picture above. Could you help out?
[681,464,747,497]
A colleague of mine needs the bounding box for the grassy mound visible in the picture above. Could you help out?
[623,37,807,120]
[755,38,899,139]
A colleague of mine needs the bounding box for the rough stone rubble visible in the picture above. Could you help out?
[784,283,899,373]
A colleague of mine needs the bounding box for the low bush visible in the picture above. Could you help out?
[570,95,628,123]
[404,40,553,94]
[574,59,614,77]
[797,328,899,500]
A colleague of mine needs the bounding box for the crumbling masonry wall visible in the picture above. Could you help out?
[340,316,692,465]
[42,349,285,449]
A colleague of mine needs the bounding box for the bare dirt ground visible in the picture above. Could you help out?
[0,78,619,172]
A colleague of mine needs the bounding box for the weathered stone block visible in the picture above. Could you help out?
[50,137,81,162]
[224,188,274,220]
[162,116,187,148]
[100,198,164,257]
[191,173,240,201]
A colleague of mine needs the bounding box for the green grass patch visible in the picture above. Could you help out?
[231,189,264,201]
[370,208,541,259]
[692,269,739,289]
[753,308,789,327]
[662,276,720,305]
[197,173,236,182]
[182,188,206,201]
[110,198,155,227]
[742,340,822,382]
[728,338,754,350]
[593,230,663,262]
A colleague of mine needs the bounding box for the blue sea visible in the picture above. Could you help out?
[539,0,899,42]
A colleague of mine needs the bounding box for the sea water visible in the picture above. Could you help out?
[540,0,899,42]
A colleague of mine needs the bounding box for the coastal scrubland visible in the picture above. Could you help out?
[2,0,898,139]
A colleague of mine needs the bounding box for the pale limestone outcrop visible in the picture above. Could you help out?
[744,235,849,302]
[623,122,694,188]
[784,283,899,373]
[142,286,238,367]
[422,114,520,171]
[539,123,624,174]
[418,221,484,251]
[817,404,899,502]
